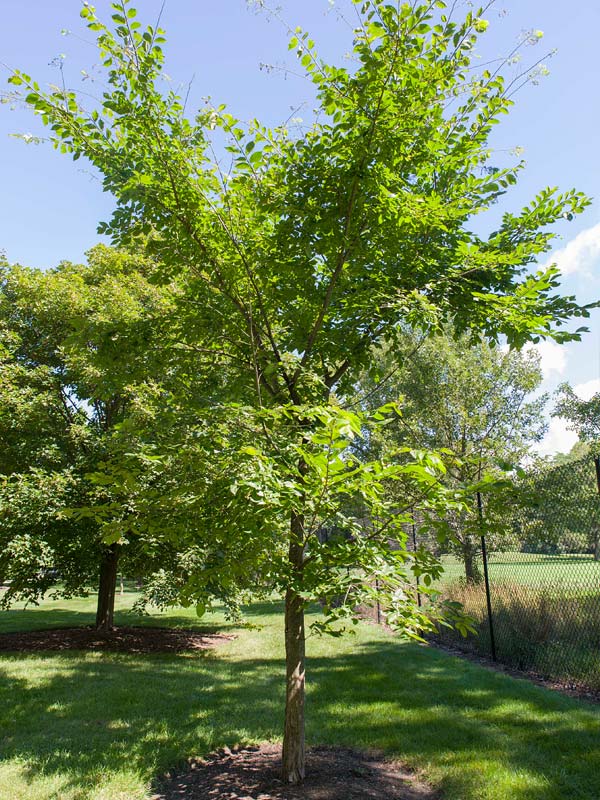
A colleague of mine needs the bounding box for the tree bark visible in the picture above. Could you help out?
[594,531,600,562]
[281,512,306,784]
[463,536,482,584]
[95,544,120,631]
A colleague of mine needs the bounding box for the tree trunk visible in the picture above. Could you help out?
[594,530,600,562]
[281,512,306,784]
[95,544,120,631]
[463,536,481,584]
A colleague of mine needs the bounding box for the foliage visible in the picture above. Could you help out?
[515,454,600,558]
[0,470,101,607]
[361,331,547,576]
[551,439,591,466]
[84,398,476,635]
[0,246,183,612]
[364,331,546,466]
[554,383,600,445]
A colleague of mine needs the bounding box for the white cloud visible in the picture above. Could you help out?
[573,378,600,401]
[523,340,567,379]
[535,417,577,457]
[543,221,600,276]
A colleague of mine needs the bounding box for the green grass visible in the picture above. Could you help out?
[2,594,600,800]
[438,578,600,689]
[437,553,600,689]
[439,551,600,591]
[0,584,221,635]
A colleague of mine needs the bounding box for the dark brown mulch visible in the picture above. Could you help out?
[153,744,440,800]
[0,626,235,654]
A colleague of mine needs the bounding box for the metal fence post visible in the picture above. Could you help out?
[411,515,422,607]
[375,578,381,625]
[592,456,600,563]
[477,490,497,662]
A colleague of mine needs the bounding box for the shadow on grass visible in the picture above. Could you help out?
[240,599,285,618]
[0,607,236,636]
[0,598,284,638]
[2,627,600,800]
[0,648,284,799]
[308,641,600,799]
[0,609,103,634]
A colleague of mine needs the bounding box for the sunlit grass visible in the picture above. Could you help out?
[439,551,600,591]
[1,594,600,799]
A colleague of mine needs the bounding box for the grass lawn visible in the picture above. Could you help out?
[1,592,600,800]
[440,551,600,592]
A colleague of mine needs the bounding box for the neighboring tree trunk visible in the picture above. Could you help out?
[593,529,600,562]
[281,511,306,784]
[95,544,120,631]
[462,536,482,584]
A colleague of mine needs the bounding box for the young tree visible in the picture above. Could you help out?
[9,0,597,781]
[362,331,547,580]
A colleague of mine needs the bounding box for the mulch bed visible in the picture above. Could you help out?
[0,626,235,654]
[153,743,439,800]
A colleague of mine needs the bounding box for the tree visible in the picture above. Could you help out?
[517,454,600,560]
[550,438,591,467]
[549,387,600,559]
[0,245,181,628]
[554,383,600,444]
[362,331,547,580]
[9,0,596,782]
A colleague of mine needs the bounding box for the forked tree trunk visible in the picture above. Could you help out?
[281,512,306,784]
[95,544,120,631]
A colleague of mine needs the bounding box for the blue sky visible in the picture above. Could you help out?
[1,0,599,454]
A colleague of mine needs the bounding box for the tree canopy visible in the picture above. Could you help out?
[0,246,185,625]
[554,383,600,446]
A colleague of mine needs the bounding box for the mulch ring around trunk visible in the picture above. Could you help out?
[153,743,440,800]
[0,626,235,654]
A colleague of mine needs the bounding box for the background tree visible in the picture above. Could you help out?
[554,383,600,444]
[546,386,600,559]
[0,245,181,628]
[362,331,547,580]
[517,454,600,560]
[9,0,597,782]
[550,438,591,466]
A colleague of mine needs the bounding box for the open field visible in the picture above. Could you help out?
[439,551,600,592]
[2,593,600,800]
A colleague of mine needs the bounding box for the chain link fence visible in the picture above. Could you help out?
[425,454,600,693]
